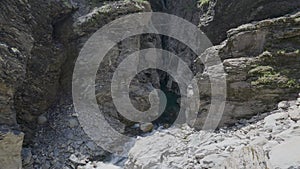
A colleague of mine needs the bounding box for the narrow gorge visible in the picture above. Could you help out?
[0,0,300,169]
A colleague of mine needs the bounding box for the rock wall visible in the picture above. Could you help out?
[14,0,74,141]
[0,0,152,167]
[199,0,300,44]
[0,0,299,168]
[0,0,33,126]
[195,12,300,128]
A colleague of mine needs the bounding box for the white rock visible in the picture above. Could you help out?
[69,154,87,165]
[78,162,121,169]
[139,122,154,132]
[250,137,268,146]
[264,112,288,130]
[125,129,188,169]
[277,101,290,110]
[269,137,300,169]
[288,109,300,121]
[201,154,225,167]
[222,146,269,169]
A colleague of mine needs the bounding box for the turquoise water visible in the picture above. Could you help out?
[153,76,180,126]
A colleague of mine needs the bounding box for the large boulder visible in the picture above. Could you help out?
[269,137,300,168]
[222,146,269,169]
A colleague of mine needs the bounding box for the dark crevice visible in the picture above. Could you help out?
[152,70,180,126]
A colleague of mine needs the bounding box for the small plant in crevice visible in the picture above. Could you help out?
[199,0,210,7]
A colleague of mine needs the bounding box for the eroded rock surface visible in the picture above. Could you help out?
[0,0,300,168]
[199,0,300,44]
[0,129,24,169]
[195,12,300,128]
[125,100,300,169]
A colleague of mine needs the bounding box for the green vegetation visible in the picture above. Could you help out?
[199,0,210,7]
[62,0,73,8]
[248,50,300,90]
[249,65,300,89]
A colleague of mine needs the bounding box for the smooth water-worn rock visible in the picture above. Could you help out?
[278,101,290,110]
[125,100,300,168]
[269,137,300,169]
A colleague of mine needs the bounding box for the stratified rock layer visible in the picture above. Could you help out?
[195,12,300,128]
[199,0,300,44]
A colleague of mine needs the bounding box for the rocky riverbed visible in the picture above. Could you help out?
[24,95,300,168]
[125,97,300,169]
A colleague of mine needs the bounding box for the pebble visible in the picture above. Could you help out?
[37,114,48,125]
[68,118,79,128]
[140,122,154,132]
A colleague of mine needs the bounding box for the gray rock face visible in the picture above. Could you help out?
[0,0,33,126]
[0,0,152,168]
[70,0,158,129]
[199,0,300,45]
[0,0,74,141]
[194,12,300,128]
[0,1,73,166]
[150,0,300,45]
[0,0,300,168]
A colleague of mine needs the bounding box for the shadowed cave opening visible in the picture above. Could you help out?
[152,70,181,127]
[125,69,181,133]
